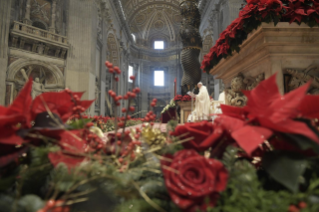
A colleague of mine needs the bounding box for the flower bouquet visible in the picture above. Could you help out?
[0,61,319,212]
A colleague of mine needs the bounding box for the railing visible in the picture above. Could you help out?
[12,21,68,45]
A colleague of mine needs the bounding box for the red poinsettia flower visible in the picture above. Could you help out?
[48,130,87,170]
[242,74,319,143]
[283,1,307,23]
[31,90,94,123]
[0,78,33,167]
[174,95,183,101]
[217,73,319,155]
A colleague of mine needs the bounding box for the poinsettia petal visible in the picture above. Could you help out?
[298,94,319,120]
[220,104,246,120]
[31,91,74,121]
[6,78,33,126]
[0,106,8,116]
[295,8,307,15]
[268,81,310,122]
[48,152,84,170]
[215,115,245,133]
[259,118,319,144]
[0,128,25,145]
[244,74,281,117]
[231,126,273,155]
[58,130,86,153]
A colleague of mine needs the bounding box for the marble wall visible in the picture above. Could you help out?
[0,0,241,116]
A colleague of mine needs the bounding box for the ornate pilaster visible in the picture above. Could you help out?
[23,0,32,25]
[49,0,57,33]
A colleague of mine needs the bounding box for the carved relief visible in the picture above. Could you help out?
[11,65,61,100]
[286,66,319,95]
[226,73,265,106]
[31,0,51,25]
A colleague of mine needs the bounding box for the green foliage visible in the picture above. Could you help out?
[68,118,93,130]
[206,147,319,212]
[20,146,55,196]
[263,150,308,192]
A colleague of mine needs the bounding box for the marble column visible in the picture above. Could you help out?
[23,0,32,25]
[0,0,11,105]
[49,0,57,33]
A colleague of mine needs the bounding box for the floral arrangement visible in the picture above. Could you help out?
[201,0,319,72]
[74,116,144,133]
[1,60,319,212]
[174,95,194,102]
[161,99,176,114]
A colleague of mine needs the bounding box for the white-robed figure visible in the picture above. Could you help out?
[187,82,212,122]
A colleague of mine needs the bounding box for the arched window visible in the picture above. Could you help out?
[154,41,164,50]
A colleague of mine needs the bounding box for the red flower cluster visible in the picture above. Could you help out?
[161,150,228,212]
[174,95,194,102]
[0,78,94,168]
[201,0,319,71]
[174,95,182,101]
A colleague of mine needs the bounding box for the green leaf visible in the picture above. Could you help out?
[282,133,319,154]
[262,150,307,192]
[18,195,45,212]
[68,118,93,130]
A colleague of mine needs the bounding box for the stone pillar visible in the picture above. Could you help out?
[23,0,32,25]
[0,0,11,105]
[49,0,57,33]
[66,0,96,116]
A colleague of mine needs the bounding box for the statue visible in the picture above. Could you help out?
[20,68,45,99]
[37,43,45,54]
[226,73,247,107]
[226,73,264,106]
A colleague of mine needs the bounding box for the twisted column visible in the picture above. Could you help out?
[179,0,203,94]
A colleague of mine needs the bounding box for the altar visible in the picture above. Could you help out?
[177,101,192,124]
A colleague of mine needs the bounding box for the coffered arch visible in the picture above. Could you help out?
[121,0,182,49]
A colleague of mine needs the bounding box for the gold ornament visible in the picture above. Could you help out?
[141,123,166,148]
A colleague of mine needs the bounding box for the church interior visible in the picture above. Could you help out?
[1,0,319,211]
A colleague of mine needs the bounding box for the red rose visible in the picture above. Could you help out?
[171,121,223,152]
[161,150,228,212]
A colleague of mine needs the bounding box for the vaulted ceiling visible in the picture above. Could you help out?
[120,0,182,49]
